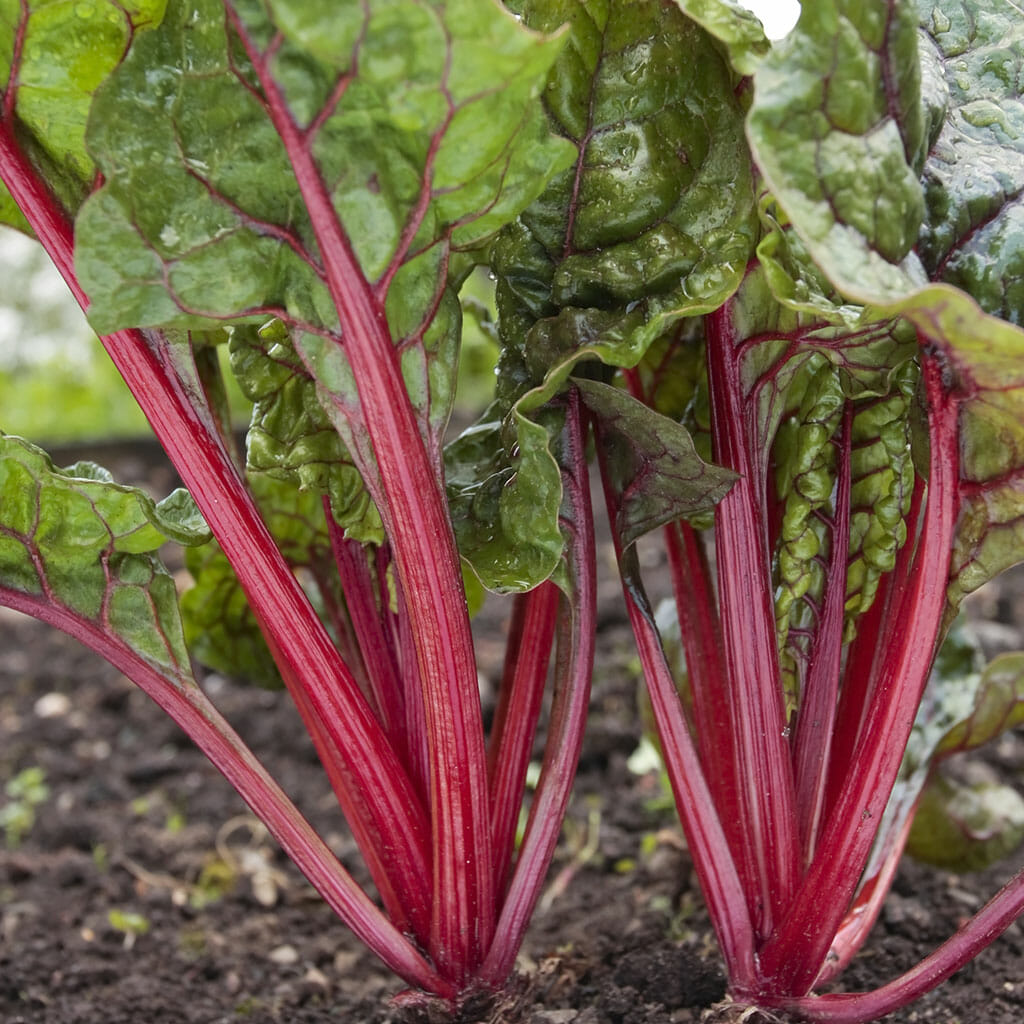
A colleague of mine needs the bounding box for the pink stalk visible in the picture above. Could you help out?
[706,304,800,939]
[487,591,530,777]
[479,391,596,988]
[633,602,759,992]
[323,509,406,749]
[622,369,746,876]
[594,428,757,994]
[488,581,560,895]
[0,118,435,940]
[765,866,1024,1024]
[0,583,453,999]
[758,354,960,994]
[813,811,914,987]
[663,522,731,770]
[306,558,363,676]
[392,569,432,801]
[824,475,925,820]
[663,520,743,852]
[226,12,494,978]
[620,369,736,792]
[792,405,852,861]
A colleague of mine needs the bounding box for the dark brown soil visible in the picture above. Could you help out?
[2,443,1023,1024]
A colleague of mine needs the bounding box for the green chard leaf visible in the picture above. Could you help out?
[917,0,1024,326]
[934,650,1024,756]
[75,0,573,536]
[77,0,572,336]
[492,0,758,401]
[0,0,166,229]
[670,0,772,76]
[844,363,917,626]
[0,433,208,675]
[907,775,1024,872]
[722,266,920,702]
[444,401,564,594]
[229,323,383,543]
[451,0,758,591]
[909,3,1024,610]
[749,0,1024,331]
[755,197,867,327]
[930,299,1024,612]
[748,0,930,304]
[749,0,1024,614]
[771,356,844,702]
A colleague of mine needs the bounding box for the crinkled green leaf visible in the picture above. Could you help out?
[181,473,338,688]
[444,402,564,594]
[755,197,866,327]
[771,356,844,700]
[725,267,920,678]
[491,0,758,413]
[576,379,736,550]
[670,0,772,76]
[748,0,929,304]
[750,0,1024,337]
[907,775,1024,872]
[76,0,571,330]
[182,543,279,687]
[465,0,757,585]
[869,6,1024,610]
[729,264,915,405]
[844,363,917,626]
[0,0,166,229]
[749,0,1024,614]
[909,292,1024,612]
[230,323,383,544]
[719,283,914,701]
[0,433,208,673]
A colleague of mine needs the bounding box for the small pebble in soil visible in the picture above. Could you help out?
[268,943,299,965]
[33,692,71,718]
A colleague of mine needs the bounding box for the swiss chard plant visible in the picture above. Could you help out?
[3,0,1024,1021]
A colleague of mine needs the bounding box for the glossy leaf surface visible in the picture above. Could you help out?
[229,323,384,543]
[0,0,166,229]
[748,0,1024,615]
[444,402,564,593]
[671,0,771,75]
[0,434,207,674]
[453,0,757,592]
[75,0,572,519]
[496,0,757,384]
[748,0,929,302]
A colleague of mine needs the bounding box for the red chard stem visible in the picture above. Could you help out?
[760,352,960,995]
[706,303,800,939]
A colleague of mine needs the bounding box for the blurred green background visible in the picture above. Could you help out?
[0,227,498,445]
[0,229,151,441]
